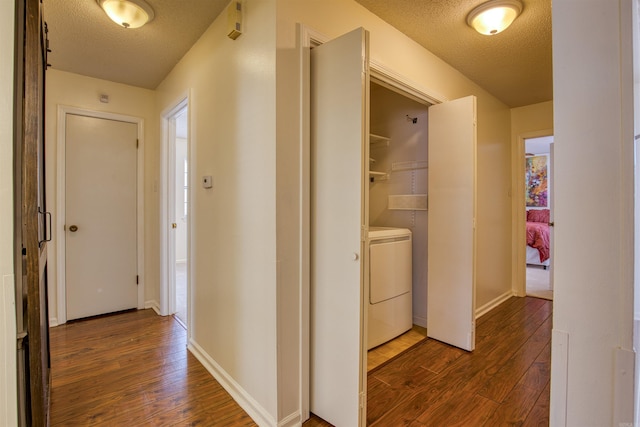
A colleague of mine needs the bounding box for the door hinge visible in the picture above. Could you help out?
[359,391,366,408]
[136,275,139,285]
[136,139,139,148]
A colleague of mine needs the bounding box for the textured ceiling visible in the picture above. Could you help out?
[44,0,552,107]
[44,0,228,89]
[354,0,553,108]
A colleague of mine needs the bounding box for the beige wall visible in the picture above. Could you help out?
[0,0,17,424]
[510,101,554,295]
[551,0,634,424]
[44,69,158,324]
[155,0,280,423]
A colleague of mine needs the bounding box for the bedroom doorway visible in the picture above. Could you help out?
[524,136,554,300]
[160,96,190,330]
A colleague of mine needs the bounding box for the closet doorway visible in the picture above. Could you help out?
[308,27,477,427]
[524,136,554,300]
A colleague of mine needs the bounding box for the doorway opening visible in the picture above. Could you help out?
[306,27,477,426]
[160,97,190,330]
[523,136,554,300]
[172,108,189,325]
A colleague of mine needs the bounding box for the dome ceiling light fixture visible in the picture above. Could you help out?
[466,0,523,36]
[97,0,155,29]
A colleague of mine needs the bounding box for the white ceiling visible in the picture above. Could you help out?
[44,0,552,107]
[354,0,552,108]
[44,0,228,89]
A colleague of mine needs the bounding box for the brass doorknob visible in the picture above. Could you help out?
[172,223,177,229]
[69,225,78,232]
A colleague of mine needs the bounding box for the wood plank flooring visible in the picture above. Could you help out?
[305,296,552,426]
[368,325,428,372]
[50,296,550,426]
[49,309,256,426]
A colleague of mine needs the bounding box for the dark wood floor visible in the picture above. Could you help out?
[305,296,552,426]
[50,296,550,426]
[49,309,256,426]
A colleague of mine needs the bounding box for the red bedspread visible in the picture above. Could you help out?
[526,221,550,263]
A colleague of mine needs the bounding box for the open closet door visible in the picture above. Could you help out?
[310,27,369,427]
[427,96,477,351]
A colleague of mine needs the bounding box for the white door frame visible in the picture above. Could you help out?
[512,129,554,297]
[159,93,190,327]
[56,105,145,325]
[298,24,446,421]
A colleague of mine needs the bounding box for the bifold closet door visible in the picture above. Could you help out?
[427,95,477,352]
[310,27,369,427]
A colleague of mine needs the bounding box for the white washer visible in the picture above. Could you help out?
[367,227,413,350]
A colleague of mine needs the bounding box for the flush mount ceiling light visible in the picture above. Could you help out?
[467,0,523,36]
[97,0,155,29]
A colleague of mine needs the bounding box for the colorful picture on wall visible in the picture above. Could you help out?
[526,155,548,207]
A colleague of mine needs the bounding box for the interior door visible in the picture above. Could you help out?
[310,27,369,427]
[427,95,477,351]
[65,114,138,320]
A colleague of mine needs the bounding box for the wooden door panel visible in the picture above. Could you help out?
[17,0,51,424]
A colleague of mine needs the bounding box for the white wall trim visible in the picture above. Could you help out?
[475,290,514,319]
[55,105,145,325]
[369,59,447,106]
[278,411,301,427]
[512,129,553,298]
[188,339,277,427]
[159,92,190,324]
[145,299,160,315]
[550,329,569,426]
[1,275,17,427]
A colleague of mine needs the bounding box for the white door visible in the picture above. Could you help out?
[65,114,138,320]
[427,96,477,351]
[310,27,369,427]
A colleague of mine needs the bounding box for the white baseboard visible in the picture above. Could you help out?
[412,315,427,328]
[145,299,160,315]
[188,338,277,427]
[49,317,59,327]
[278,411,301,427]
[475,290,514,319]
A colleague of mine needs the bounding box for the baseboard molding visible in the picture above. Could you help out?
[49,317,59,328]
[475,290,514,319]
[412,315,427,328]
[188,338,277,427]
[145,299,160,315]
[278,411,301,427]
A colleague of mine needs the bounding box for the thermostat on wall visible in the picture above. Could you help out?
[202,175,213,189]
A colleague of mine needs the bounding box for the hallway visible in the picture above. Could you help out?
[49,309,255,426]
[50,296,550,426]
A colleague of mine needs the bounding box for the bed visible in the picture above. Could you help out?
[526,209,550,268]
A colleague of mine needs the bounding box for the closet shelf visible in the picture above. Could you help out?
[369,170,388,182]
[370,133,390,147]
[391,160,428,172]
